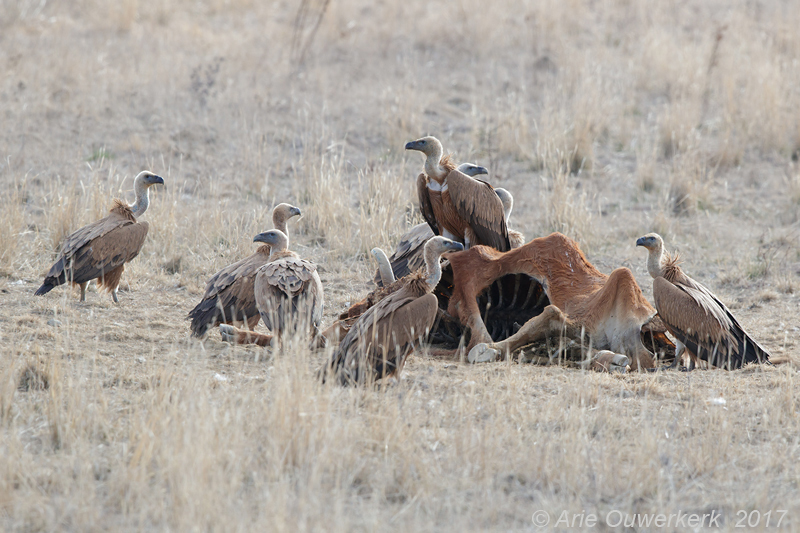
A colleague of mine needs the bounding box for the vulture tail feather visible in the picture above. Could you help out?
[34,282,56,296]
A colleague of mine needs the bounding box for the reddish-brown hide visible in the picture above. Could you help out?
[446,233,670,369]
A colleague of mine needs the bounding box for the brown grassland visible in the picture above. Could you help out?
[2,0,800,530]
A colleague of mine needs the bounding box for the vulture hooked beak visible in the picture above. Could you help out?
[405,140,424,151]
[253,232,274,245]
[635,236,648,247]
[290,206,302,217]
[148,175,165,186]
[445,241,465,252]
[470,165,488,176]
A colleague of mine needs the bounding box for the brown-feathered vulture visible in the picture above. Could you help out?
[187,203,302,338]
[372,162,490,286]
[251,229,324,343]
[35,171,164,302]
[406,136,510,252]
[493,187,526,249]
[636,233,771,370]
[324,236,464,385]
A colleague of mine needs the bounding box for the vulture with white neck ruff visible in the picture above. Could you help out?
[636,233,771,370]
[373,162,493,286]
[406,136,510,252]
[35,170,164,302]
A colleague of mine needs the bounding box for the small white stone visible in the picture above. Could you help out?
[47,319,62,327]
[213,373,227,382]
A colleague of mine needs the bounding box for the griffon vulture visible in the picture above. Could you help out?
[372,162,490,287]
[250,229,324,343]
[35,170,164,302]
[636,233,771,369]
[406,136,510,252]
[493,188,526,249]
[324,236,464,385]
[187,203,301,337]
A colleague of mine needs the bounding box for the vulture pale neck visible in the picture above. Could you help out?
[423,245,445,288]
[272,204,301,239]
[129,173,152,219]
[495,188,513,222]
[372,248,395,285]
[268,238,289,261]
[646,241,666,279]
[424,141,449,183]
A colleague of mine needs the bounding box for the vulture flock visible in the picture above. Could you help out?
[33,137,774,384]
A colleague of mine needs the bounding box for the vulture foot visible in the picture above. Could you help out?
[468,343,501,364]
[219,324,274,347]
[582,350,629,373]
[219,324,236,343]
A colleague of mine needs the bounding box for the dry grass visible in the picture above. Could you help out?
[2,0,800,530]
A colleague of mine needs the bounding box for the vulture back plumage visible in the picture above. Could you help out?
[637,233,771,370]
[251,229,324,343]
[36,170,164,302]
[254,251,324,340]
[187,203,302,337]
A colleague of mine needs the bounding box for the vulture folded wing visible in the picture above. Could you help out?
[256,258,323,334]
[654,277,767,368]
[336,291,438,385]
[417,173,440,238]
[201,249,269,299]
[188,252,268,337]
[373,222,434,285]
[261,257,317,297]
[64,220,149,288]
[445,170,510,251]
[44,210,133,281]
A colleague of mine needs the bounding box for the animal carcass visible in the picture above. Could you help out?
[434,233,674,370]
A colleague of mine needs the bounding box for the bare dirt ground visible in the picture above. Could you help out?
[1,0,800,530]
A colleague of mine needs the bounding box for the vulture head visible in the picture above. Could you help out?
[425,235,464,254]
[130,171,165,218]
[135,171,165,187]
[427,235,463,252]
[635,233,664,253]
[254,229,289,258]
[422,236,464,287]
[405,136,449,181]
[636,233,668,278]
[404,136,441,155]
[494,187,514,221]
[457,163,489,177]
[273,203,302,226]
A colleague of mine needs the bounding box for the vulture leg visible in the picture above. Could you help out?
[660,340,685,370]
[111,287,119,304]
[219,324,275,347]
[79,283,88,302]
[468,305,577,363]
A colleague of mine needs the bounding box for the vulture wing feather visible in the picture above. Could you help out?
[654,277,769,368]
[445,170,510,251]
[188,249,270,337]
[331,287,437,384]
[373,222,433,285]
[417,173,439,238]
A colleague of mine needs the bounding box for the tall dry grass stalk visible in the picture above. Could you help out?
[539,148,594,242]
